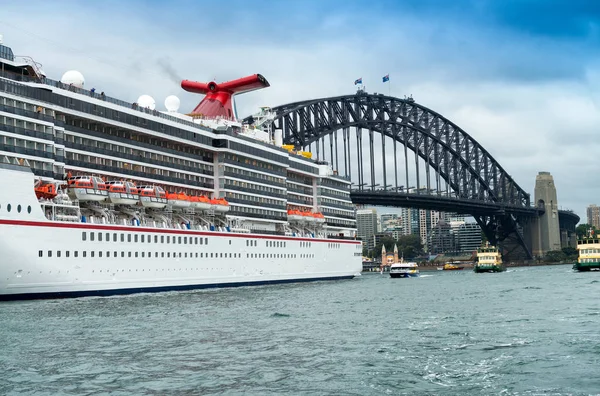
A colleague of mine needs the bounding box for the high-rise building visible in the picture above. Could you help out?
[428,220,456,254]
[587,204,600,229]
[380,213,398,225]
[458,223,482,253]
[357,208,378,251]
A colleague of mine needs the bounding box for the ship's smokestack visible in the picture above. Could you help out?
[181,74,270,121]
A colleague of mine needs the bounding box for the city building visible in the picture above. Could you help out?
[428,220,456,254]
[357,208,378,251]
[373,232,392,251]
[587,204,600,229]
[457,223,482,253]
[380,213,398,225]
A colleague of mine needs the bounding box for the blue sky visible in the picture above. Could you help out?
[1,0,599,219]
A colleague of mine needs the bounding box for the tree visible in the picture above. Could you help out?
[396,234,424,258]
[561,246,578,262]
[576,223,597,238]
[362,247,369,257]
[544,250,566,263]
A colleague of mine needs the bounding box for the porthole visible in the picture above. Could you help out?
[7,204,11,212]
[27,205,32,214]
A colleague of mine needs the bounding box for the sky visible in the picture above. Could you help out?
[1,0,599,220]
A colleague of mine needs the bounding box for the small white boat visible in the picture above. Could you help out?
[106,181,139,205]
[390,260,420,278]
[138,185,167,208]
[67,176,108,202]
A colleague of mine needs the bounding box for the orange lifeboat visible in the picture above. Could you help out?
[138,185,167,208]
[314,212,326,223]
[35,182,58,200]
[287,209,304,222]
[67,175,108,201]
[302,211,316,223]
[210,198,230,213]
[191,195,212,210]
[106,180,139,205]
[167,191,191,208]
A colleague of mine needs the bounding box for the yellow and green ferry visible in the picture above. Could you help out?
[474,243,505,273]
[574,233,600,271]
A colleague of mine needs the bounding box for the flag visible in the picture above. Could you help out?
[382,74,389,83]
[354,78,362,85]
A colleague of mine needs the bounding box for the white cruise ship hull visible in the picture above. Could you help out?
[0,166,362,300]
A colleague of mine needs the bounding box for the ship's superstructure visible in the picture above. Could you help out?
[0,40,360,299]
[574,231,600,271]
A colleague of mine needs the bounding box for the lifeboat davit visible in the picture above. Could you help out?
[190,195,212,210]
[138,185,167,208]
[67,175,108,201]
[35,181,58,200]
[287,209,304,222]
[167,192,191,208]
[106,180,139,205]
[210,198,230,213]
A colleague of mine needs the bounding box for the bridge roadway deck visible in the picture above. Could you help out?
[350,191,543,217]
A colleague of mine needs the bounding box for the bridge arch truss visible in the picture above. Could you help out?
[271,92,529,208]
[267,92,536,260]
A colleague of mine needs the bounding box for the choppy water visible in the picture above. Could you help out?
[1,264,599,395]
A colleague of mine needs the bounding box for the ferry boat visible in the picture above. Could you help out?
[474,243,505,273]
[389,260,420,278]
[442,262,464,271]
[0,39,362,300]
[573,231,600,271]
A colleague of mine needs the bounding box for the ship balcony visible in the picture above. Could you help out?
[64,141,214,177]
[64,159,215,189]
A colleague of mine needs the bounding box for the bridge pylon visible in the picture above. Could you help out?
[531,172,561,257]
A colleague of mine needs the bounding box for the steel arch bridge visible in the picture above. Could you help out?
[264,91,570,261]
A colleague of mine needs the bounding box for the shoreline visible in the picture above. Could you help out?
[362,261,573,273]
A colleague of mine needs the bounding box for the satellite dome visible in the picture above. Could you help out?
[164,95,180,112]
[137,95,156,110]
[60,70,85,88]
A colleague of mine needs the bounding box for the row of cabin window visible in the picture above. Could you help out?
[1,203,32,214]
[264,240,286,248]
[300,241,312,248]
[82,231,210,245]
[38,250,314,259]
[39,250,242,259]
[328,243,341,249]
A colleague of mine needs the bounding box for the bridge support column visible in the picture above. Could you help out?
[532,172,561,257]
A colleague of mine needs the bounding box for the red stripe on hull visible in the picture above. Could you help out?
[0,219,360,244]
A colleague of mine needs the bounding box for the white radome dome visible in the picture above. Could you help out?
[60,70,85,88]
[164,95,180,112]
[137,95,156,110]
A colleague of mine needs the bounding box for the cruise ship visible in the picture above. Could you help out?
[0,38,361,300]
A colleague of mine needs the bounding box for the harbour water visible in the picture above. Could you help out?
[1,264,598,395]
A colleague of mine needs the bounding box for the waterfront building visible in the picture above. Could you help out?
[428,220,456,254]
[587,204,600,229]
[357,208,378,250]
[458,223,482,253]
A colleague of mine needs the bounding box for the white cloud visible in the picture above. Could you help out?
[1,1,599,220]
